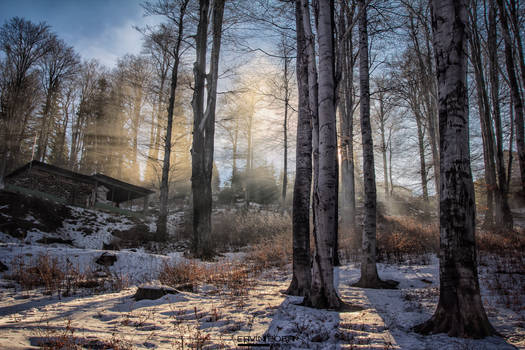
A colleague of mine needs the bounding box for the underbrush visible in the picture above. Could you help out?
[247,228,292,270]
[339,215,439,265]
[159,260,255,300]
[179,210,291,252]
[478,227,525,313]
[5,253,130,296]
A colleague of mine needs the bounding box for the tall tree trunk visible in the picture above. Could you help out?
[301,0,319,272]
[415,112,429,201]
[507,0,525,96]
[353,0,396,289]
[488,0,513,228]
[191,0,225,259]
[303,0,342,310]
[37,88,55,162]
[340,4,357,234]
[282,55,290,206]
[286,0,312,297]
[414,0,495,338]
[156,0,188,240]
[497,0,525,193]
[379,96,389,198]
[408,12,440,196]
[468,8,497,227]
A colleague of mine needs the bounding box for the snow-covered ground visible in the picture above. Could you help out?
[0,244,522,349]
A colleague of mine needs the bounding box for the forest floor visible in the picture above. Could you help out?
[0,191,523,349]
[0,243,522,349]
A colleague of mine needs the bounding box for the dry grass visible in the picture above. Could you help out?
[5,253,130,296]
[33,318,133,350]
[179,210,291,252]
[246,228,292,270]
[339,215,439,265]
[159,259,255,299]
[212,210,291,250]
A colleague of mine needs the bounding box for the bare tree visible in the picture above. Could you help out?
[414,0,495,337]
[286,0,311,297]
[353,0,396,289]
[191,0,226,258]
[338,0,358,235]
[468,2,497,227]
[487,0,512,228]
[156,0,190,240]
[303,0,343,310]
[496,0,525,192]
[36,36,79,163]
[0,17,50,186]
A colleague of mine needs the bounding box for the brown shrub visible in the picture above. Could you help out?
[180,210,291,251]
[247,229,292,270]
[339,215,439,264]
[477,227,525,255]
[158,260,207,290]
[159,259,255,298]
[7,254,65,293]
[6,254,130,295]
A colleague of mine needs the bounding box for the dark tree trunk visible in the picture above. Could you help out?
[191,0,225,259]
[415,110,429,201]
[488,0,513,228]
[497,0,525,193]
[353,0,396,290]
[156,0,188,240]
[414,0,496,338]
[468,8,497,227]
[286,0,312,297]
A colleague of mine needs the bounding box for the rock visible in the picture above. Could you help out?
[175,283,194,292]
[134,284,179,301]
[95,252,117,266]
[311,333,328,342]
[0,261,7,272]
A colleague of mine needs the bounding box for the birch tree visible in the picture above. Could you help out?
[415,0,495,337]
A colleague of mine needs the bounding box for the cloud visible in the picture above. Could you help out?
[74,16,160,68]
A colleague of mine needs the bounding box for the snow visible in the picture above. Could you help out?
[0,245,522,349]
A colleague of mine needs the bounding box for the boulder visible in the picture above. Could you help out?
[95,252,117,266]
[134,284,179,301]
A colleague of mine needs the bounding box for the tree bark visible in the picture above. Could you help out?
[353,0,396,289]
[303,0,342,310]
[487,0,512,228]
[497,0,525,193]
[191,0,225,259]
[468,6,497,227]
[340,1,357,236]
[286,0,312,297]
[156,0,188,240]
[414,0,495,338]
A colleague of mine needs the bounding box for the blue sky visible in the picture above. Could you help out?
[0,0,160,67]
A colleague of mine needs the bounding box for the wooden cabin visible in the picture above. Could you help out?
[5,161,154,213]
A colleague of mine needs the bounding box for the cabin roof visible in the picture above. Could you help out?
[7,161,154,203]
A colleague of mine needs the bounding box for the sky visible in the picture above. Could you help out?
[0,0,160,67]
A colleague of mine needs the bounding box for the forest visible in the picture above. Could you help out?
[0,0,523,349]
